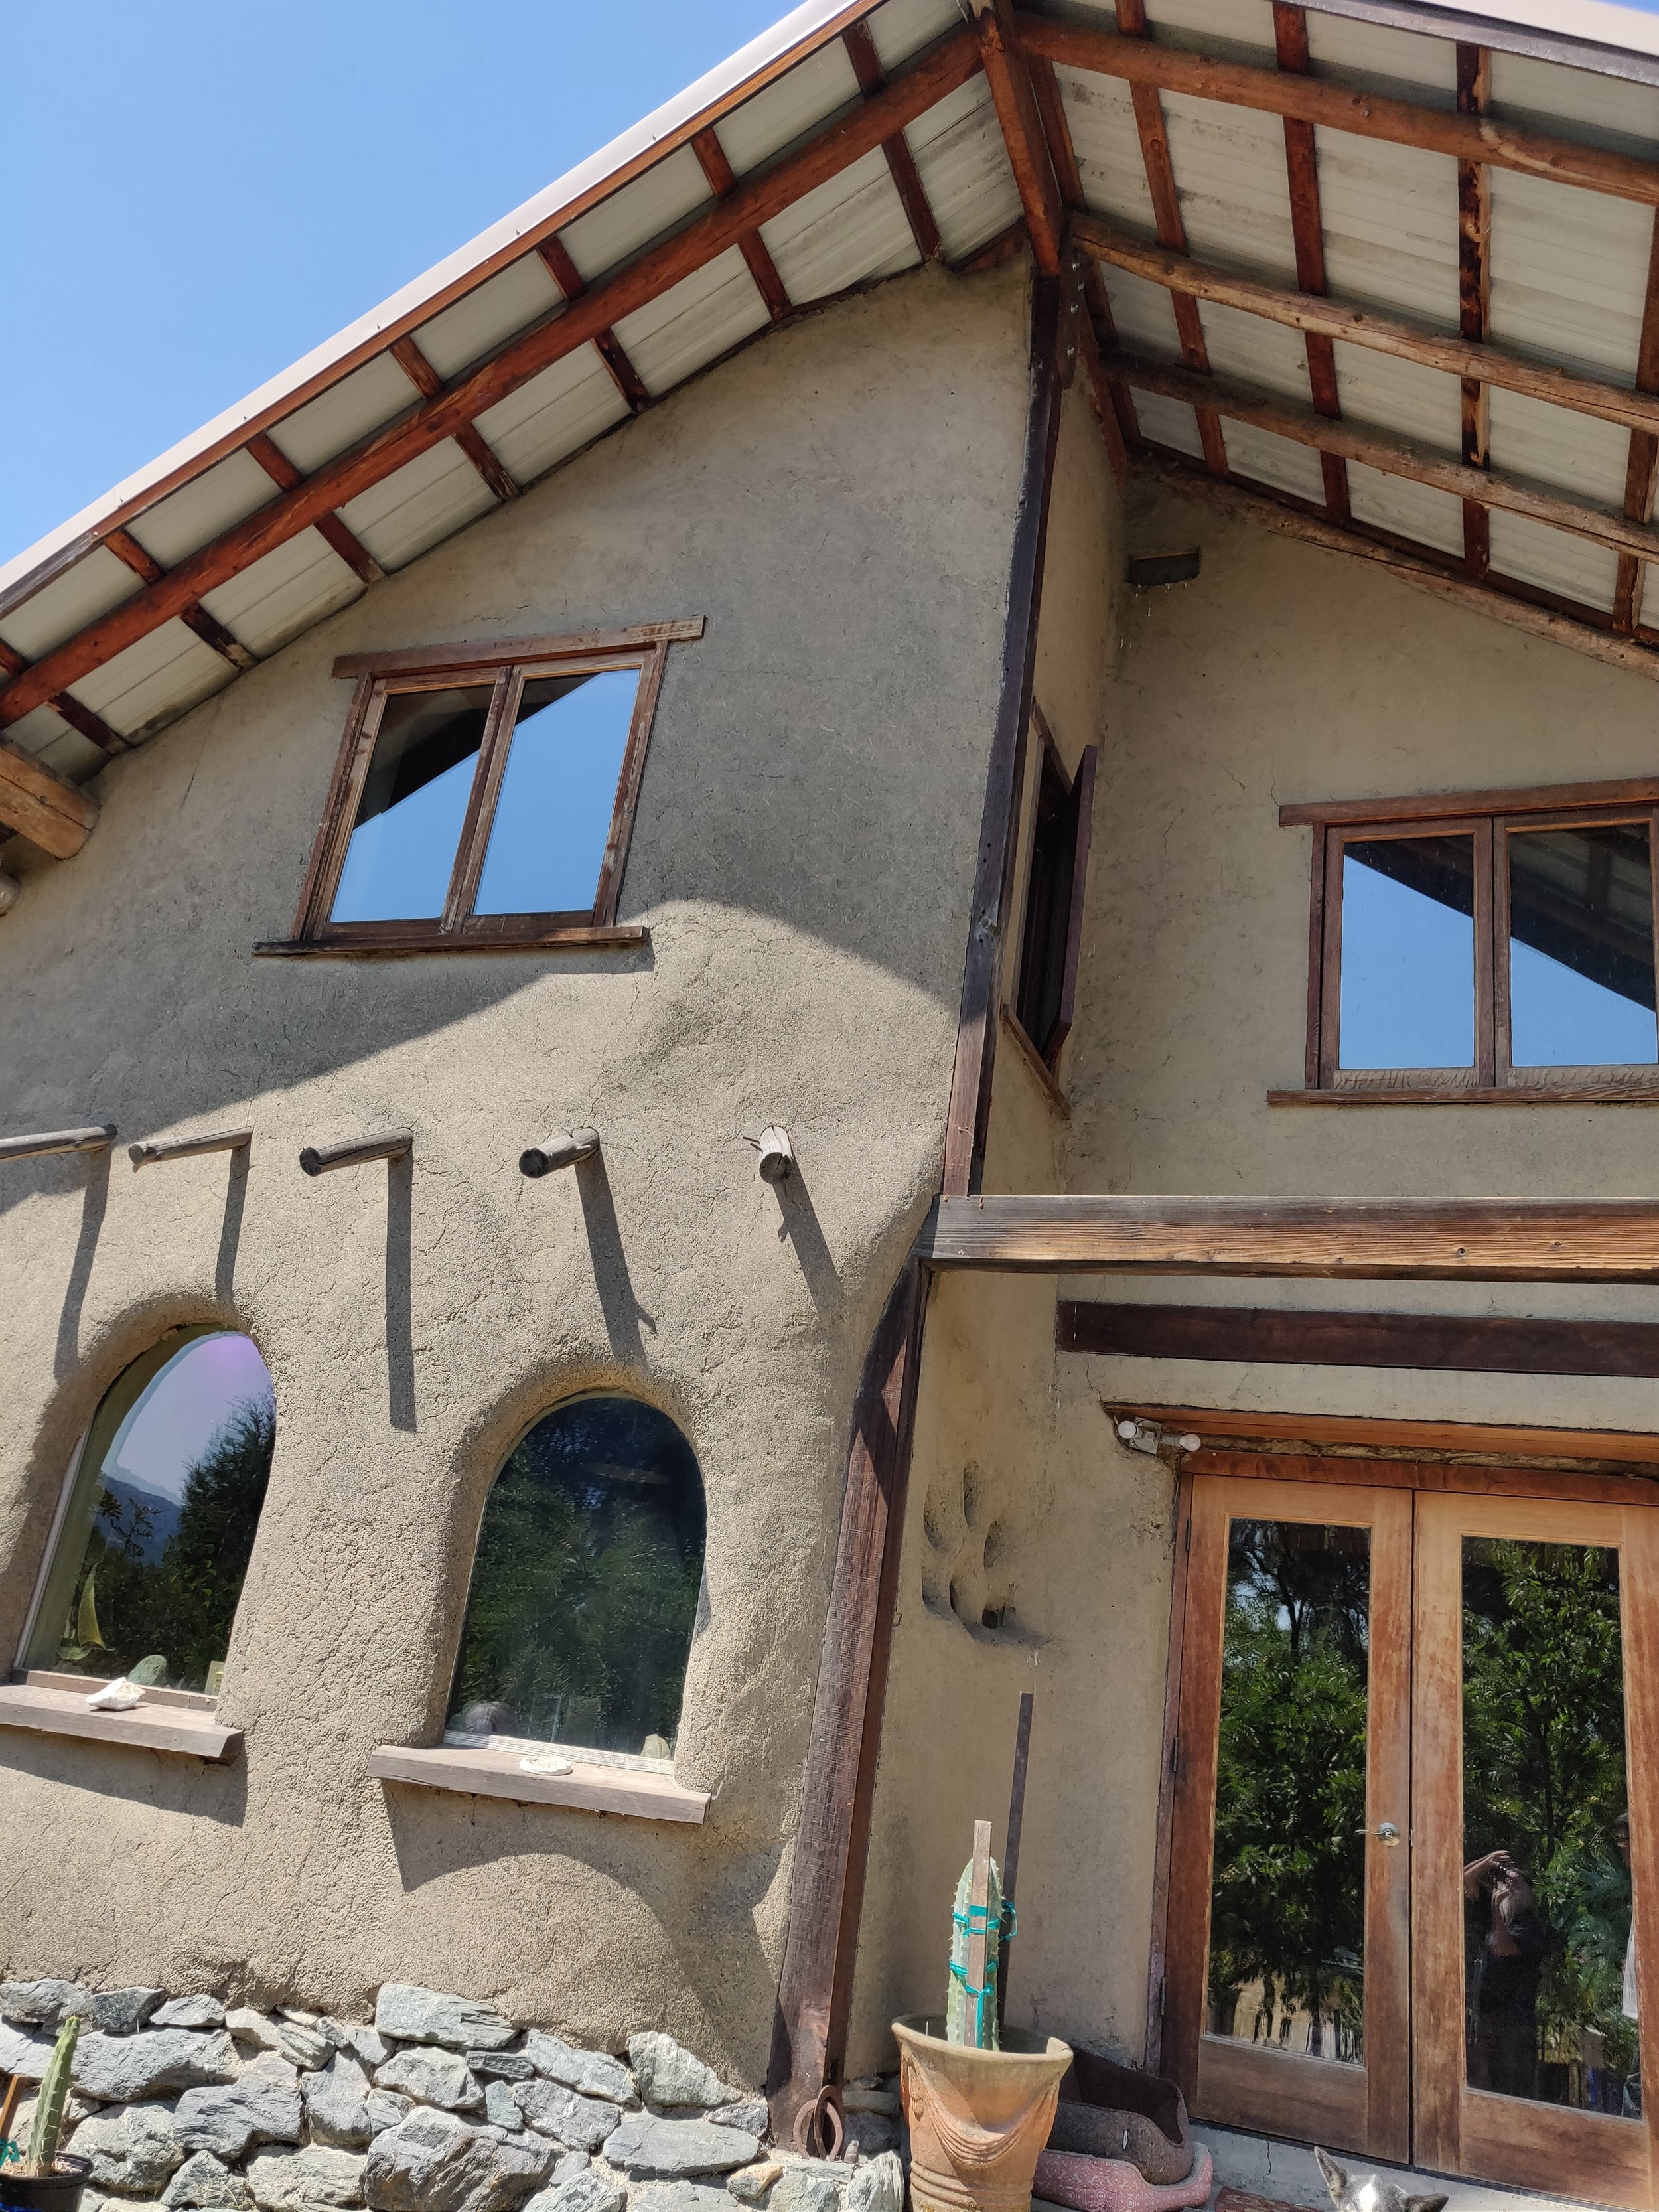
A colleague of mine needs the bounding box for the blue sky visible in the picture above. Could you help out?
[5,1,786,567]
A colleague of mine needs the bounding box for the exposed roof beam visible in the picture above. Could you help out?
[1020,13,1659,206]
[970,0,1066,278]
[689,127,794,319]
[1615,218,1659,632]
[534,236,653,412]
[1075,214,1659,439]
[0,740,101,856]
[388,337,522,503]
[841,23,944,263]
[244,436,385,584]
[48,694,133,758]
[1114,347,1659,563]
[1143,453,1659,682]
[1274,3,1350,522]
[106,526,258,672]
[1457,44,1493,577]
[0,27,982,735]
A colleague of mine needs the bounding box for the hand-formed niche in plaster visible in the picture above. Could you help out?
[920,1458,1040,1645]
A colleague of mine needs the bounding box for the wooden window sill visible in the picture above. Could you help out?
[368,1741,710,1824]
[253,926,649,960]
[0,1683,242,1762]
[1001,1007,1071,1119]
[1269,1085,1659,1106]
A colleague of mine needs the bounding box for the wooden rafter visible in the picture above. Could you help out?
[244,435,384,585]
[1458,44,1493,578]
[388,337,521,504]
[689,127,792,320]
[972,0,1066,279]
[534,236,653,413]
[841,23,944,264]
[106,527,257,672]
[1272,3,1349,522]
[48,694,131,758]
[1615,218,1659,632]
[0,29,982,737]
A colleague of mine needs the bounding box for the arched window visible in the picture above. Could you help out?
[22,1328,277,1698]
[449,1396,706,1763]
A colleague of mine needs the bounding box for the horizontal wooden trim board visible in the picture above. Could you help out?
[331,620,705,680]
[1113,1401,1659,1467]
[1269,1084,1659,1104]
[253,927,650,958]
[914,1193,1659,1280]
[1280,774,1659,826]
[1062,1299,1659,1376]
[0,1682,242,1762]
[368,1741,709,1823]
[0,740,100,859]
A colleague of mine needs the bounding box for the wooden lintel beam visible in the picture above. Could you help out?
[534,236,653,411]
[689,127,794,319]
[842,23,945,263]
[1021,13,1659,207]
[1273,3,1349,522]
[1112,347,1659,564]
[390,337,521,502]
[973,0,1066,278]
[106,528,257,672]
[1615,215,1659,632]
[1457,44,1493,577]
[0,28,982,736]
[1075,214,1659,441]
[0,739,100,857]
[917,1192,1659,1280]
[244,435,385,584]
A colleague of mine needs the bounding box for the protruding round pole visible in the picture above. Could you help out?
[129,1127,253,1169]
[0,1125,117,1163]
[520,1127,600,1177]
[299,1129,412,1176]
[757,1125,794,1183]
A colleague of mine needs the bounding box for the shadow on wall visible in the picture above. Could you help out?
[0,1726,250,1831]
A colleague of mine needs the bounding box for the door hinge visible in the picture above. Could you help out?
[1184,1514,1192,1554]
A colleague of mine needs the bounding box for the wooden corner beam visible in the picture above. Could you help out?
[1457,44,1493,578]
[972,0,1066,278]
[843,23,945,263]
[0,739,100,857]
[1273,3,1350,523]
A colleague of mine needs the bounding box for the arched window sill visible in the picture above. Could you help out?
[368,1740,709,1824]
[0,1682,242,1763]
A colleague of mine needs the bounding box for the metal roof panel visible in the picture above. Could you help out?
[413,254,565,380]
[265,354,420,476]
[125,451,279,570]
[338,441,500,572]
[611,248,774,394]
[865,0,963,72]
[1487,382,1632,504]
[716,38,865,177]
[472,350,633,484]
[0,547,139,663]
[559,146,717,282]
[68,621,234,741]
[906,75,1024,260]
[1345,459,1467,552]
[1488,508,1621,605]
[1317,131,1461,324]
[1061,66,1161,239]
[1226,419,1331,500]
[1488,167,1650,380]
[761,145,920,298]
[198,531,365,660]
[1161,90,1301,282]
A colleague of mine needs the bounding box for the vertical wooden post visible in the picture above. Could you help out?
[966,1820,995,2046]
[997,1691,1035,2028]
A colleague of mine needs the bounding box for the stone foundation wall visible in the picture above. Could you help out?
[0,1982,900,2212]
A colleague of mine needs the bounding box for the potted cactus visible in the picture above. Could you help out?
[1,2016,90,2212]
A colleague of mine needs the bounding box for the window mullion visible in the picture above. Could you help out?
[1477,815,1498,1088]
[441,666,522,934]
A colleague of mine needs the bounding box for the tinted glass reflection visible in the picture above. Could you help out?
[1340,836,1476,1070]
[449,1396,705,1757]
[331,686,492,922]
[1207,1520,1370,2064]
[1509,826,1656,1067]
[472,670,639,917]
[1462,1538,1636,2112]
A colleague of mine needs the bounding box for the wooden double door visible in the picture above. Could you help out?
[1163,1470,1659,2209]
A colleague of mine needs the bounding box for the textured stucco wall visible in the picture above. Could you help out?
[0,260,1033,2080]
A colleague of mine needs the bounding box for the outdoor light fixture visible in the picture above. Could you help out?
[1115,1417,1202,1455]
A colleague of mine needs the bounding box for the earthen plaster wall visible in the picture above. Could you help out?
[0,260,1033,2084]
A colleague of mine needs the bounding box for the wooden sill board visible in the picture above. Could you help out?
[1115,1400,1659,1467]
[368,1742,709,1823]
[1270,1086,1659,1106]
[253,926,648,960]
[0,1683,242,1761]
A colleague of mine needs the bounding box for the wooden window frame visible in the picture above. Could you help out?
[1007,707,1098,1074]
[1283,776,1659,1104]
[274,621,702,957]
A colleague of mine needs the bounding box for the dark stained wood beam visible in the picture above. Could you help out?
[389,336,522,503]
[1273,3,1349,522]
[1021,13,1659,206]
[1059,1297,1659,1378]
[842,22,944,264]
[918,1191,1659,1280]
[49,694,131,758]
[1120,1401,1659,1469]
[0,28,982,734]
[0,640,27,680]
[0,740,100,855]
[1076,213,1659,439]
[106,526,257,672]
[534,236,653,412]
[689,127,793,320]
[1615,216,1659,632]
[244,434,386,584]
[1457,44,1493,578]
[972,0,1066,279]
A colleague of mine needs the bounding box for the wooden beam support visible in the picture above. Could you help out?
[1273,3,1349,522]
[106,526,257,670]
[1060,1297,1659,1378]
[1021,13,1659,206]
[245,435,385,584]
[534,236,654,412]
[973,0,1066,279]
[1076,214,1659,440]
[1457,44,1494,577]
[1615,215,1659,632]
[842,25,945,264]
[1119,1401,1659,1469]
[49,693,131,758]
[0,741,100,857]
[689,127,793,319]
[389,337,521,504]
[1143,453,1659,679]
[1113,347,1659,563]
[918,1192,1659,1280]
[0,639,25,679]
[0,28,982,736]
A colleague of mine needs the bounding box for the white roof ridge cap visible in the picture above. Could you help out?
[1332,0,1659,63]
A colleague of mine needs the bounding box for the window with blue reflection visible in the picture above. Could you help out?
[473,670,640,917]
[330,685,492,922]
[1339,835,1476,1070]
[1509,825,1657,1068]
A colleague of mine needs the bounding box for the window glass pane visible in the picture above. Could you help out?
[1508,825,1656,1067]
[1340,836,1476,1069]
[330,685,494,922]
[449,1395,705,1759]
[472,670,640,917]
[1461,1538,1636,2113]
[1207,1519,1370,2065]
[23,1331,277,1696]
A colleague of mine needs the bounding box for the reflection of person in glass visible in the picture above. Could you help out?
[1465,1848,1548,2097]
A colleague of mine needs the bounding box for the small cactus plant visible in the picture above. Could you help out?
[23,2014,80,2176]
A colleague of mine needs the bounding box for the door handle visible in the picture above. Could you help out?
[1373,1821,1401,1845]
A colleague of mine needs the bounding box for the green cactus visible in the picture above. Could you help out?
[946,1853,1003,2049]
[25,2014,80,2176]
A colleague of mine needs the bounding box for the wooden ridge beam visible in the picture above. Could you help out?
[388,338,521,503]
[971,0,1066,277]
[1020,13,1659,206]
[244,435,384,584]
[1111,346,1659,563]
[534,236,653,411]
[917,1192,1659,1280]
[1274,3,1349,522]
[689,127,793,319]
[106,526,257,672]
[0,27,981,733]
[1615,216,1659,631]
[1075,214,1659,440]
[0,740,100,857]
[842,24,944,264]
[1143,453,1659,679]
[1457,44,1493,577]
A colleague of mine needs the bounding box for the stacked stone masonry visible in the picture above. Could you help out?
[0,1982,901,2212]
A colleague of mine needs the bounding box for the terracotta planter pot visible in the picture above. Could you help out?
[895,2014,1073,2212]
[0,2155,92,2212]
